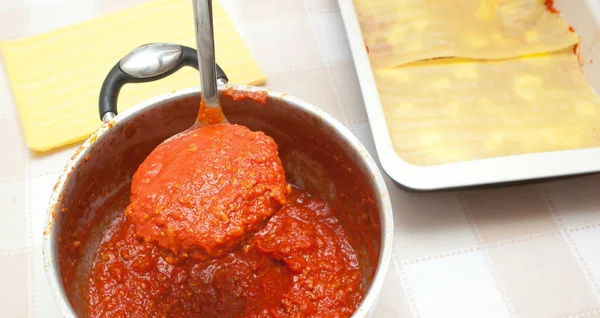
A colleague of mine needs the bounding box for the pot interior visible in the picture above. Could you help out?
[53,90,383,316]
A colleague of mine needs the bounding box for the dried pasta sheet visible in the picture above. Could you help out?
[355,0,579,67]
[375,49,600,166]
[0,0,265,152]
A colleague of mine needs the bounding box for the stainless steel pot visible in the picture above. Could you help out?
[43,43,393,317]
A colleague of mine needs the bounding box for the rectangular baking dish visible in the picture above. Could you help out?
[339,0,600,190]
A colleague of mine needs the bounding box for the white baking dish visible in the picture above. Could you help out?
[339,0,600,190]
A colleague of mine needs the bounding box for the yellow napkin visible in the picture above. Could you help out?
[0,0,266,152]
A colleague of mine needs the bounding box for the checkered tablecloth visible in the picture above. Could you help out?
[1,0,600,317]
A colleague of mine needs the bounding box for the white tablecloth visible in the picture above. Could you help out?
[1,0,600,317]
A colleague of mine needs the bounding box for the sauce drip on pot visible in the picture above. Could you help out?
[126,123,290,262]
[88,191,364,317]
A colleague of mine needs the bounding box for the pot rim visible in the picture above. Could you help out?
[43,84,393,317]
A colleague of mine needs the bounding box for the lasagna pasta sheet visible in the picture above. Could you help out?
[0,0,266,152]
[356,0,579,67]
[374,50,600,166]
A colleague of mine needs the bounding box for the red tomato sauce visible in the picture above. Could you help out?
[544,0,559,14]
[87,191,364,317]
[196,100,227,125]
[224,86,269,105]
[126,124,290,262]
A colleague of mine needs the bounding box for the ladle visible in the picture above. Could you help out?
[97,0,290,262]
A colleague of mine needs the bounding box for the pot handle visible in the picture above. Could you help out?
[98,43,228,123]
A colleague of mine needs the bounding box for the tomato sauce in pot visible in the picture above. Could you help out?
[57,91,382,317]
[87,191,363,317]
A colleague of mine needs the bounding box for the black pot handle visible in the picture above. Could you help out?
[99,43,229,122]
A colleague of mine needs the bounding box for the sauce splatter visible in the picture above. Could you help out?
[224,87,268,105]
[545,0,559,14]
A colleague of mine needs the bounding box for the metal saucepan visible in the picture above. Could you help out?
[43,43,393,317]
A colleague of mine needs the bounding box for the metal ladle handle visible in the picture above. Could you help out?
[193,0,220,111]
[98,43,228,123]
